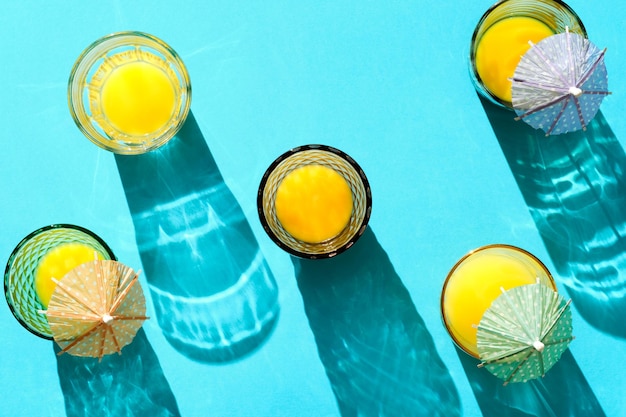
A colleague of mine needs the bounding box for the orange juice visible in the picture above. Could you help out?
[90,50,178,136]
[34,243,105,308]
[441,246,554,357]
[275,164,353,243]
[475,16,554,103]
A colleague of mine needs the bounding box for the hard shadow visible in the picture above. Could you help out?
[115,112,280,363]
[291,227,461,417]
[481,95,626,339]
[457,347,605,417]
[55,328,181,417]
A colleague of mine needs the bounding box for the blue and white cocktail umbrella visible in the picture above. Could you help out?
[511,28,610,136]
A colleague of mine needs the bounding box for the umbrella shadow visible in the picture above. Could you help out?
[457,347,605,417]
[55,328,181,417]
[115,112,280,363]
[291,227,461,417]
[481,95,626,339]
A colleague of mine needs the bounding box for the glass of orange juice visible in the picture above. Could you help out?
[440,244,557,357]
[4,224,115,339]
[258,145,372,259]
[68,31,191,154]
[469,0,586,108]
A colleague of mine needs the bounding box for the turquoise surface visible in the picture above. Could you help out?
[2,1,626,416]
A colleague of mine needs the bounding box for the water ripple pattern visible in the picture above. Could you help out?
[55,328,181,417]
[115,112,280,362]
[484,97,626,339]
[458,348,605,417]
[292,227,461,417]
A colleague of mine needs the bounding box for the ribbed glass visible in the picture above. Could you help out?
[4,224,115,339]
[258,145,372,259]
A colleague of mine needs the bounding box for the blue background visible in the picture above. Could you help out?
[2,1,626,416]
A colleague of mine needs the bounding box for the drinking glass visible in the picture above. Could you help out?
[68,31,191,154]
[258,144,372,259]
[440,244,557,357]
[4,224,115,338]
[469,0,586,108]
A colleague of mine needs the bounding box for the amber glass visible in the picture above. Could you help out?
[441,244,557,357]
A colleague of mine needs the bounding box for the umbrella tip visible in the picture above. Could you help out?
[568,87,583,97]
[102,313,114,324]
[533,340,545,352]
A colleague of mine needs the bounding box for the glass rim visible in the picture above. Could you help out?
[67,30,192,155]
[4,224,116,339]
[440,243,556,357]
[468,0,588,108]
[257,144,373,259]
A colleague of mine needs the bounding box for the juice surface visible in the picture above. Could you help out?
[97,51,176,136]
[475,16,554,103]
[275,164,353,243]
[34,243,104,308]
[442,249,551,357]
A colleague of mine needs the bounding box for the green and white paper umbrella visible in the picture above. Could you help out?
[476,281,573,385]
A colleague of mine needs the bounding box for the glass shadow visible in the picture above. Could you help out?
[457,348,605,417]
[115,112,280,363]
[291,227,461,417]
[55,328,181,417]
[481,96,626,339]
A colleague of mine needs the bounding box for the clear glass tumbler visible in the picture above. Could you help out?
[68,31,191,154]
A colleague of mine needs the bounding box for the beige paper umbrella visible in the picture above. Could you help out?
[39,259,149,360]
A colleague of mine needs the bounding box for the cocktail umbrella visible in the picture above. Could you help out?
[40,259,149,360]
[511,28,610,136]
[476,282,573,385]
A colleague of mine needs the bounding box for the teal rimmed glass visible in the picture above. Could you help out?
[4,224,115,339]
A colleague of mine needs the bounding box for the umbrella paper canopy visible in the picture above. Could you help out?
[511,28,610,136]
[40,259,148,360]
[476,282,573,385]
